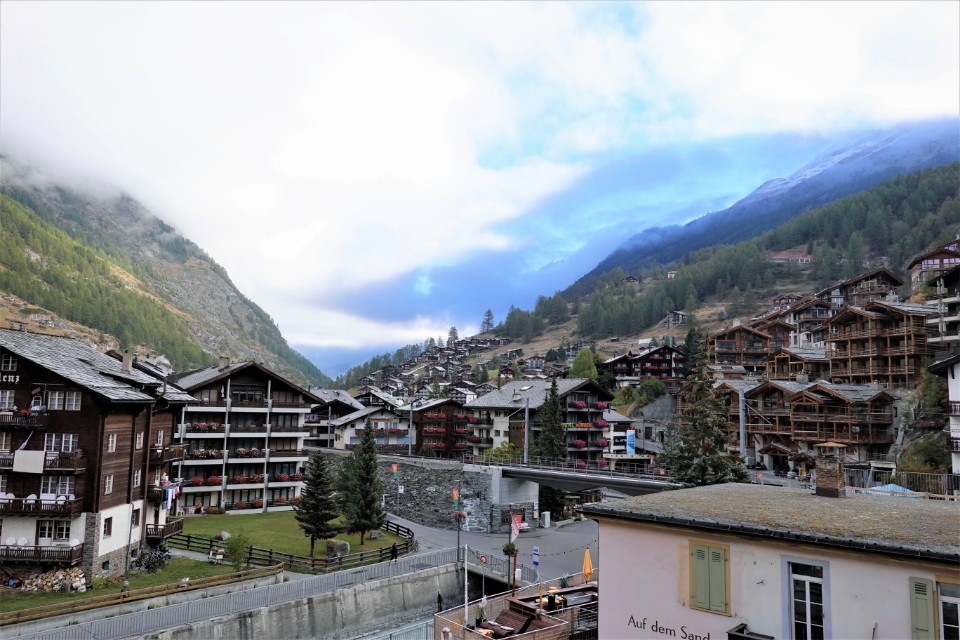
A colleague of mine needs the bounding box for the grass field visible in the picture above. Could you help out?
[181,511,400,557]
[0,558,236,614]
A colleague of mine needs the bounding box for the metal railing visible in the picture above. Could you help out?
[4,547,462,640]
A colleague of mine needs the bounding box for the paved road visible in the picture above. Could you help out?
[388,513,599,581]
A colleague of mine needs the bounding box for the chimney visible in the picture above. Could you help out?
[511,389,522,403]
[122,351,134,373]
[218,356,230,369]
[813,442,846,498]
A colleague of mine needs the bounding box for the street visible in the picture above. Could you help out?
[388,513,599,581]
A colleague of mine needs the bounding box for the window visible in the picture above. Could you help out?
[156,430,164,446]
[65,391,81,411]
[0,390,13,409]
[47,391,64,410]
[133,469,141,487]
[131,508,141,527]
[104,474,114,495]
[136,431,144,449]
[38,520,70,540]
[1,354,16,371]
[790,563,824,640]
[41,475,74,495]
[910,577,960,640]
[107,433,117,452]
[690,542,728,614]
[0,474,6,493]
[45,433,79,452]
[103,517,113,537]
[0,431,10,451]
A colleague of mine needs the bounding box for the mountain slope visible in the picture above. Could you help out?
[568,117,960,297]
[0,158,330,386]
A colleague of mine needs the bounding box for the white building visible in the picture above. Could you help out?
[929,352,960,475]
[582,481,959,640]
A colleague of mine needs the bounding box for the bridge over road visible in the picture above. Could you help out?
[473,461,681,497]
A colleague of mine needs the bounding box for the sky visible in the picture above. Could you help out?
[1,1,958,376]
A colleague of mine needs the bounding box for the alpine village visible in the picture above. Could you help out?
[0,159,958,640]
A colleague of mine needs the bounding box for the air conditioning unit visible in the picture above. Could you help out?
[851,426,860,433]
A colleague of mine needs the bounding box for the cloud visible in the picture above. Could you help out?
[1,1,957,374]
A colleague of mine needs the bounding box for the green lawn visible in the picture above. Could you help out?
[0,558,235,614]
[181,511,399,557]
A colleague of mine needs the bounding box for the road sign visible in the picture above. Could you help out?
[479,554,488,564]
[398,485,405,494]
[532,545,540,567]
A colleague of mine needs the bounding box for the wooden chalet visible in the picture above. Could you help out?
[827,299,937,388]
[0,329,195,581]
[779,297,832,349]
[925,264,960,348]
[599,345,687,388]
[412,398,468,459]
[303,388,364,448]
[815,267,904,310]
[765,346,829,382]
[709,322,771,374]
[907,242,960,292]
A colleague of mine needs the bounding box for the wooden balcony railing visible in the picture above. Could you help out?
[145,519,184,540]
[0,412,51,428]
[0,543,84,565]
[0,497,83,516]
[0,451,87,473]
[150,445,186,464]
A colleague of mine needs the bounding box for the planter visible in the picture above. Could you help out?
[206,476,221,486]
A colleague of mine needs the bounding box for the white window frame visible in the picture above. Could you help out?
[136,431,144,449]
[38,520,54,539]
[104,474,114,495]
[47,391,64,411]
[0,390,14,410]
[41,475,75,495]
[1,354,16,371]
[55,520,70,540]
[107,433,117,453]
[103,516,113,537]
[940,581,960,640]
[0,474,6,493]
[0,431,10,452]
[782,556,831,640]
[156,430,164,446]
[133,468,141,488]
[45,433,79,453]
[65,391,81,411]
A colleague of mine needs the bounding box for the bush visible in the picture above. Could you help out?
[204,506,224,515]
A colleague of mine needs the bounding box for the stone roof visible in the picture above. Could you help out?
[0,329,166,403]
[780,347,828,362]
[308,388,365,410]
[464,378,609,410]
[581,483,960,562]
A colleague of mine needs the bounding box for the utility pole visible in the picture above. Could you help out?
[522,396,530,464]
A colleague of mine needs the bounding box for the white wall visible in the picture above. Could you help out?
[99,503,140,555]
[597,519,950,640]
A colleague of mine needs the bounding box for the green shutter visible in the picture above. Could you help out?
[909,577,935,640]
[708,547,727,612]
[692,544,711,610]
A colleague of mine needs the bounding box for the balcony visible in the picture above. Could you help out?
[150,445,186,465]
[145,518,184,540]
[0,497,84,517]
[0,543,84,565]
[185,423,226,434]
[0,411,50,429]
[146,485,165,502]
[270,449,307,460]
[0,451,87,473]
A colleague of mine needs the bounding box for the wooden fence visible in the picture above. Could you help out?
[0,564,283,626]
[167,519,417,574]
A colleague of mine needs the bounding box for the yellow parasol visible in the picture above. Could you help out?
[582,547,594,582]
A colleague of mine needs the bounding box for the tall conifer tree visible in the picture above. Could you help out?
[295,451,339,557]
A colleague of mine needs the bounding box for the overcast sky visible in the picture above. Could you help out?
[1,1,958,375]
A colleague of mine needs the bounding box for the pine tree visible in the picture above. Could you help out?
[340,421,387,545]
[659,343,746,486]
[534,378,568,462]
[294,452,340,557]
[481,309,495,333]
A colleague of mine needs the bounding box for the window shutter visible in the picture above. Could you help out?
[909,577,935,640]
[691,544,711,610]
[708,547,727,612]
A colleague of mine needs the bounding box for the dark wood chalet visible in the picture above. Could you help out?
[709,322,771,374]
[815,267,904,310]
[907,242,960,292]
[0,329,194,581]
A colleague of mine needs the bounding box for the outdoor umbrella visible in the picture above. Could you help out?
[582,547,593,581]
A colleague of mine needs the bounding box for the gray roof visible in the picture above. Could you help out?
[464,378,608,410]
[308,388,365,410]
[170,361,250,389]
[0,329,165,403]
[329,405,401,427]
[779,347,827,361]
[581,483,960,562]
[814,381,888,402]
[869,300,940,316]
[603,408,633,423]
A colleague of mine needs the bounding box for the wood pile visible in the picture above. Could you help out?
[11,566,87,592]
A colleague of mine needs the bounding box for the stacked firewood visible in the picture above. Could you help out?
[17,566,87,592]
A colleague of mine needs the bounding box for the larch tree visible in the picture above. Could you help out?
[534,378,568,462]
[294,451,340,558]
[569,348,598,380]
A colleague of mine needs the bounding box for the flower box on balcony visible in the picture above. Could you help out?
[576,422,593,429]
[595,438,608,448]
[574,401,587,409]
[252,474,264,483]
[277,473,290,482]
[190,476,204,486]
[595,401,608,410]
[232,475,248,484]
[595,420,608,428]
[575,460,587,469]
[596,459,609,467]
[571,439,587,449]
[206,476,221,486]
[467,435,480,443]
[294,471,304,481]
[254,499,263,508]
[468,416,479,424]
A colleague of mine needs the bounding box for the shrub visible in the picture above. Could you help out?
[235,501,248,510]
[204,506,224,515]
[253,498,263,508]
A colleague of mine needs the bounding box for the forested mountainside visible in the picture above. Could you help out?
[568,118,960,299]
[331,163,959,388]
[0,160,330,386]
